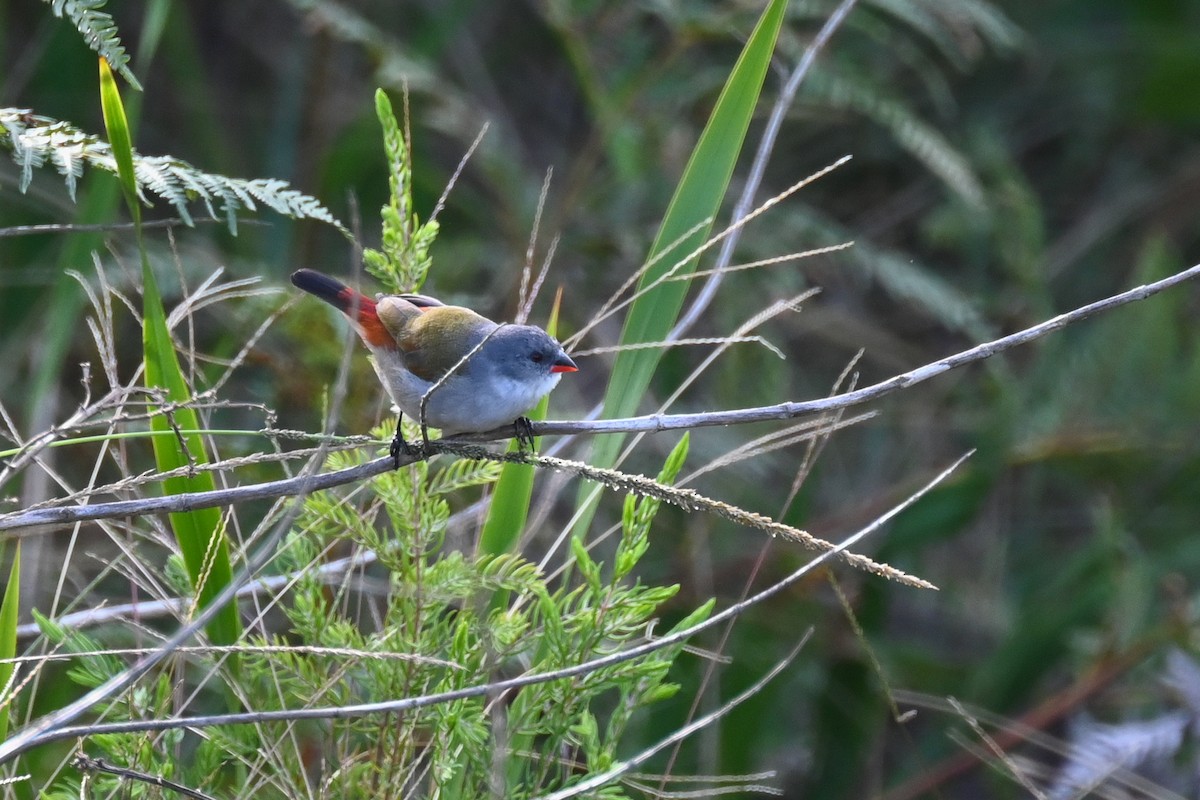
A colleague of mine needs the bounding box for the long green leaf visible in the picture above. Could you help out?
[573,0,788,533]
[0,543,19,741]
[100,59,240,646]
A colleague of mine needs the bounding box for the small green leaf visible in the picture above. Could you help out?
[363,89,438,292]
[668,598,715,635]
[0,543,20,741]
[616,434,689,579]
[571,535,603,597]
[642,682,681,704]
[98,58,139,222]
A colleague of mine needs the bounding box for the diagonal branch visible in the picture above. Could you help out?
[0,451,964,761]
[2,261,1196,534]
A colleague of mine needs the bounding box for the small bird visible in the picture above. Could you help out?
[291,269,577,463]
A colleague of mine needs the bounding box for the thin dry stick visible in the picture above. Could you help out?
[571,336,785,359]
[669,241,853,281]
[2,644,459,669]
[0,451,965,760]
[15,440,368,516]
[670,0,861,340]
[566,158,851,349]
[429,122,489,224]
[946,697,1050,800]
[73,754,217,800]
[0,248,368,767]
[529,632,813,800]
[529,453,932,588]
[0,217,264,239]
[517,166,554,323]
[4,260,1196,532]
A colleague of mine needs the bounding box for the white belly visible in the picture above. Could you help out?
[370,352,561,435]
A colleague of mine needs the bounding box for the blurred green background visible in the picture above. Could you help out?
[4,0,1200,796]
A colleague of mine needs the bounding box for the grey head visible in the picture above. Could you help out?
[475,325,577,381]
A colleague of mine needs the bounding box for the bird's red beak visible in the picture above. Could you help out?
[551,353,578,374]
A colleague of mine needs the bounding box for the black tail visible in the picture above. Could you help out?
[291,269,357,313]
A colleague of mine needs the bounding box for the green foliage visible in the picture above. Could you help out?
[101,58,240,647]
[0,543,19,742]
[0,107,347,234]
[575,0,788,535]
[43,0,141,90]
[362,89,440,293]
[30,416,702,797]
[230,438,697,797]
[618,435,688,580]
[33,611,123,691]
[8,0,1200,797]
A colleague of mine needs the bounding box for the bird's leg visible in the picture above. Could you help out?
[390,413,422,468]
[513,417,537,453]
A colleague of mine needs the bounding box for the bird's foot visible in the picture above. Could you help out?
[513,417,537,453]
[390,427,425,468]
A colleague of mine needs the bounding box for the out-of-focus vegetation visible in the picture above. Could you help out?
[3,0,1200,797]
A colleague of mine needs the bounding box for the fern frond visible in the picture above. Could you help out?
[45,0,142,91]
[1049,712,1190,799]
[807,69,985,207]
[1,108,348,235]
[428,459,503,495]
[864,0,1023,67]
[795,207,993,339]
[934,0,1025,52]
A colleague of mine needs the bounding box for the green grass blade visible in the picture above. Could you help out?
[573,0,788,532]
[140,260,240,646]
[0,543,19,741]
[98,59,140,223]
[100,59,240,646]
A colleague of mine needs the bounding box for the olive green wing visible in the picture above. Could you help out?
[395,306,496,382]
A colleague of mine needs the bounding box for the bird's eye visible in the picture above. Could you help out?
[530,352,545,363]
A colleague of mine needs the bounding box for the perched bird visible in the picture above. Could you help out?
[291,269,577,463]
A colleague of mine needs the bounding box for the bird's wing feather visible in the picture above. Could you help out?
[397,293,445,309]
[396,306,496,382]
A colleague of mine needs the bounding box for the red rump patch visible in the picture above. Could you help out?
[337,288,394,348]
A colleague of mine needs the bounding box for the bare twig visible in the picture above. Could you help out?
[528,452,931,587]
[5,644,460,669]
[0,240,367,768]
[11,547,377,639]
[670,0,861,340]
[530,631,813,800]
[0,451,965,759]
[4,260,1195,533]
[430,122,489,224]
[0,217,266,239]
[73,754,218,800]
